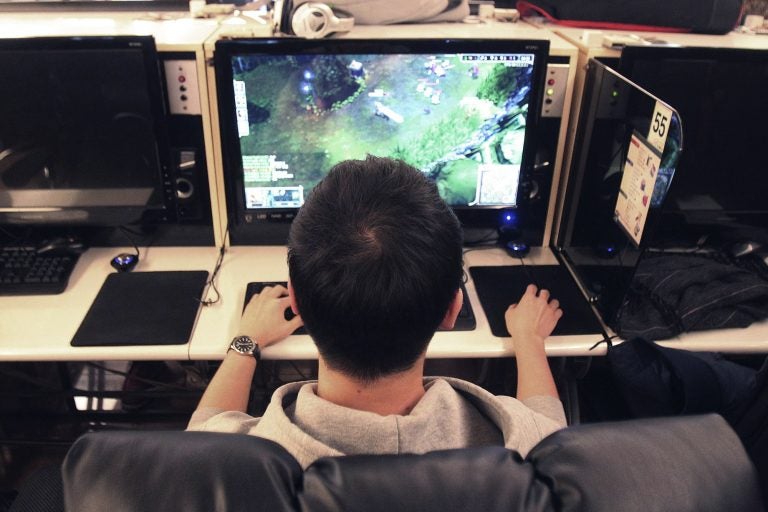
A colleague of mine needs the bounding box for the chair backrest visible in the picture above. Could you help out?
[61,414,764,512]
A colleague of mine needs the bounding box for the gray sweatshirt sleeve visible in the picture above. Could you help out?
[186,407,231,430]
[521,395,567,427]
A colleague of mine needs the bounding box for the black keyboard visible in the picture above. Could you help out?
[244,282,476,334]
[440,283,476,332]
[0,246,80,295]
[243,282,307,335]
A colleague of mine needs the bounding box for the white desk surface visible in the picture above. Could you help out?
[0,11,218,50]
[190,246,768,360]
[337,19,578,57]
[0,246,221,362]
[550,25,768,56]
[1,245,767,361]
[189,246,602,361]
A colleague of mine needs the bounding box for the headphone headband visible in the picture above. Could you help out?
[291,2,355,38]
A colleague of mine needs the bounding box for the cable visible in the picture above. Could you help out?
[0,366,61,391]
[118,225,141,261]
[462,244,502,258]
[0,226,36,249]
[588,334,619,351]
[463,228,500,247]
[288,360,311,381]
[515,254,537,287]
[200,222,229,307]
[84,362,190,391]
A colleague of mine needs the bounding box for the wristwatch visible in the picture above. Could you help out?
[228,335,261,360]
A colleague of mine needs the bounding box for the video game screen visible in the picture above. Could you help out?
[218,40,548,211]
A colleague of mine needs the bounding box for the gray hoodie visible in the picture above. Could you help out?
[187,377,566,469]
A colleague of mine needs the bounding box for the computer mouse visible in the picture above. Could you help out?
[110,253,139,272]
[505,241,530,258]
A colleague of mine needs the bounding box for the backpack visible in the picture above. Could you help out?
[517,0,746,34]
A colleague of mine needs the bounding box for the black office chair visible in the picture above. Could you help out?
[53,413,763,512]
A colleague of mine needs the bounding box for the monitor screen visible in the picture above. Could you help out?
[557,58,683,327]
[618,46,768,247]
[0,36,169,227]
[214,38,549,242]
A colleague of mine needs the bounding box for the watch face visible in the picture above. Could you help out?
[232,336,255,353]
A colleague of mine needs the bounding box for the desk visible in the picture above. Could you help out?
[1,245,767,361]
[190,246,604,361]
[0,247,221,362]
[190,245,768,360]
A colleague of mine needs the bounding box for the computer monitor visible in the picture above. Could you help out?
[0,36,170,228]
[214,38,550,244]
[556,58,683,327]
[618,46,768,250]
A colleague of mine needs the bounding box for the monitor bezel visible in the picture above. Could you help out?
[0,35,172,228]
[214,37,550,244]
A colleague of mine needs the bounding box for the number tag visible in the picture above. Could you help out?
[648,101,673,153]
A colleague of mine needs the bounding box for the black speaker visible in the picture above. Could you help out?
[171,147,208,221]
[160,53,212,225]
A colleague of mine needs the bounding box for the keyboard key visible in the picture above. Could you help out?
[0,246,80,295]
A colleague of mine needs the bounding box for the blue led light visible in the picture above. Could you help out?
[499,209,518,226]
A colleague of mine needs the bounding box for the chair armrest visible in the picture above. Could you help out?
[528,414,765,512]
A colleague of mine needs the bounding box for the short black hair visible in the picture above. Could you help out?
[288,156,463,382]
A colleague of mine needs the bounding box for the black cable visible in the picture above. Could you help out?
[121,224,161,254]
[589,334,618,351]
[0,226,33,246]
[462,244,502,258]
[288,360,310,381]
[464,228,500,247]
[516,254,537,287]
[118,226,141,261]
[84,362,190,391]
[0,367,61,391]
[200,222,229,307]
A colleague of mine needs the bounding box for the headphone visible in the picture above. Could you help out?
[291,2,354,39]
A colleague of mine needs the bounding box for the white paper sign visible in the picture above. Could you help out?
[647,100,673,153]
[615,133,663,246]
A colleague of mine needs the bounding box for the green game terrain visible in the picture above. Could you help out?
[236,54,529,205]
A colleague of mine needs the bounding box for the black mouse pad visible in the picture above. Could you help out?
[71,271,209,346]
[468,265,605,337]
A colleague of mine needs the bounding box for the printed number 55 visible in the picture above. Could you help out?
[653,111,668,137]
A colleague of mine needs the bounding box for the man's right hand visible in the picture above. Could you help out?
[504,284,563,345]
